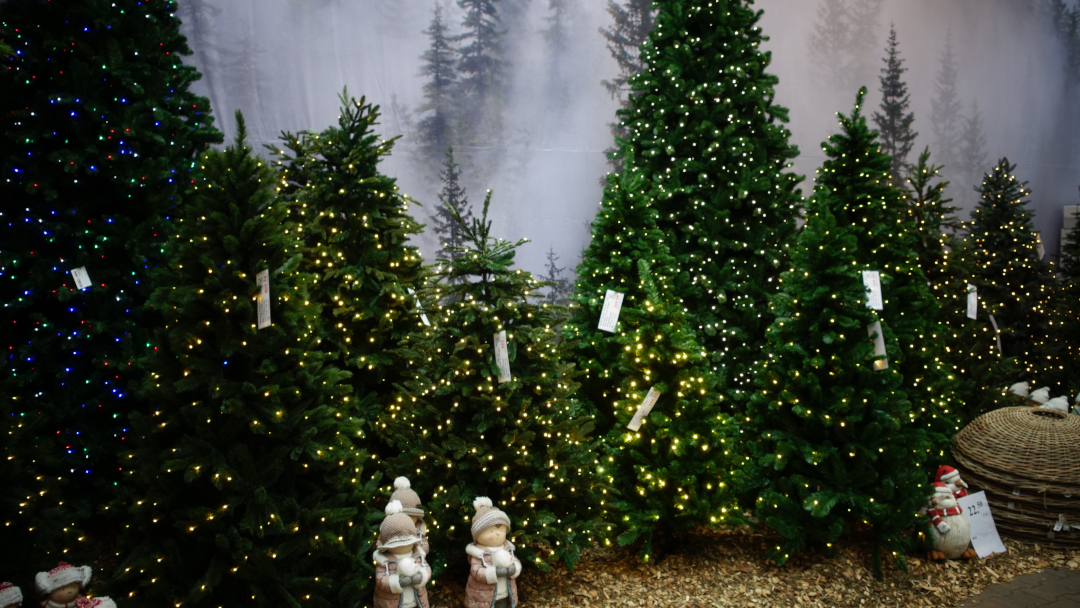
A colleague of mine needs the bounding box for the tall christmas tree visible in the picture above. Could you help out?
[872,25,917,185]
[963,159,1055,378]
[599,0,656,173]
[0,0,222,573]
[742,204,929,578]
[816,88,958,453]
[387,195,606,572]
[113,116,381,607]
[268,92,428,448]
[615,0,803,405]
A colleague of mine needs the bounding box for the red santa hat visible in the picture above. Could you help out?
[0,582,22,607]
[936,465,967,488]
[35,562,91,596]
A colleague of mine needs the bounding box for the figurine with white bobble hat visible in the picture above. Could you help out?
[34,563,116,608]
[390,476,429,554]
[465,497,522,608]
[0,582,22,608]
[373,500,431,608]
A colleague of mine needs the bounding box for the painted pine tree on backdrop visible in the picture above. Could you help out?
[114,116,381,607]
[872,25,917,185]
[613,0,803,405]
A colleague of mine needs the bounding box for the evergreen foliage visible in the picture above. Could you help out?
[930,32,962,174]
[742,204,929,578]
[816,88,958,453]
[1040,191,1080,398]
[1061,189,1080,281]
[542,247,573,306]
[456,0,504,111]
[1047,0,1080,82]
[114,115,380,608]
[428,147,474,264]
[566,157,737,558]
[616,0,803,404]
[964,159,1055,382]
[808,0,884,91]
[0,0,222,573]
[599,0,657,172]
[417,4,459,166]
[957,101,988,187]
[387,195,606,572]
[872,25,918,185]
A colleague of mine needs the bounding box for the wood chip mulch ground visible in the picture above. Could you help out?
[427,526,1080,608]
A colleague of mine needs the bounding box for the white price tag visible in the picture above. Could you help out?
[597,290,624,333]
[862,270,883,310]
[867,320,888,370]
[70,267,92,290]
[493,330,511,383]
[408,288,430,326]
[957,492,1007,558]
[627,386,661,431]
[966,284,978,320]
[989,315,1003,355]
[256,269,271,329]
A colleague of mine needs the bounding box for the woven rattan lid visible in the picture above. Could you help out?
[953,407,1080,486]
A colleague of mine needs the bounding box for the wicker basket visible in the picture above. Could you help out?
[952,406,1080,545]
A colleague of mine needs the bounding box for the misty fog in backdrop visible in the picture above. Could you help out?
[176,0,1080,280]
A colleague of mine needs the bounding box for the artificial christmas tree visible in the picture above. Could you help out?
[566,156,737,557]
[113,116,381,607]
[742,203,930,578]
[815,88,958,453]
[0,0,222,573]
[612,0,803,406]
[268,92,428,433]
[386,195,605,572]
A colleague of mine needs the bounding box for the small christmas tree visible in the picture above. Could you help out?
[963,159,1055,380]
[742,203,929,578]
[268,93,428,428]
[817,88,958,453]
[0,0,222,572]
[387,194,606,572]
[114,115,381,607]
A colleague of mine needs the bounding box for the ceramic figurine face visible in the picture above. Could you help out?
[51,582,81,604]
[477,524,507,548]
[390,542,416,555]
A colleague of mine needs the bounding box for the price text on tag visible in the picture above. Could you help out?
[862,270,883,310]
[867,320,888,370]
[627,386,661,431]
[71,267,92,290]
[597,290,625,333]
[408,288,430,327]
[256,269,271,329]
[957,491,1007,558]
[493,330,511,383]
[966,283,978,320]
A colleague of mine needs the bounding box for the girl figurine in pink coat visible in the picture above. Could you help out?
[373,500,432,608]
[464,497,522,608]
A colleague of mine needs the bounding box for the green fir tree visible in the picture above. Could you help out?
[113,116,381,607]
[616,0,803,405]
[816,88,958,454]
[599,0,657,173]
[0,0,222,573]
[387,195,606,573]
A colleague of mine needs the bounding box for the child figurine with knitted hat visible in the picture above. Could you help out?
[373,500,431,608]
[0,582,22,608]
[464,497,522,608]
[34,563,116,608]
[390,476,429,554]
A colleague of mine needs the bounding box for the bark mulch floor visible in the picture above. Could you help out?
[427,526,1080,608]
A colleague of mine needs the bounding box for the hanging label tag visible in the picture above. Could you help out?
[627,386,661,431]
[867,321,888,370]
[71,267,92,290]
[597,290,624,333]
[1054,514,1067,532]
[989,315,1003,356]
[493,330,511,383]
[407,288,430,326]
[966,284,978,320]
[256,269,271,329]
[862,271,883,310]
[957,492,1007,558]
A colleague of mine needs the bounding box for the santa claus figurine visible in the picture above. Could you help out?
[935,465,969,499]
[34,563,116,608]
[1,582,23,608]
[927,483,976,560]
